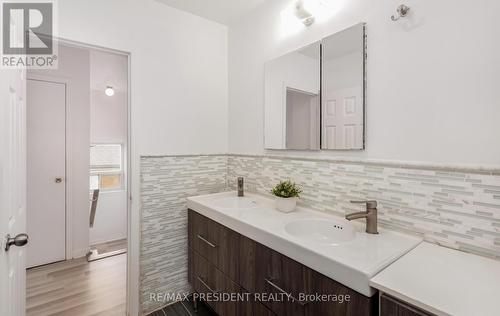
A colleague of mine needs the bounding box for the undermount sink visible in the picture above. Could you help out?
[211,196,258,210]
[284,218,356,245]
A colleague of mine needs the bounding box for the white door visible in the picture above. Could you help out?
[322,86,363,149]
[0,68,27,315]
[26,79,66,268]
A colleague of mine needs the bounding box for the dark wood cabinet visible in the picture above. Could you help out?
[380,294,433,316]
[254,243,310,316]
[188,209,377,316]
[188,210,240,281]
[239,235,257,292]
[192,250,240,316]
[308,269,377,316]
[239,293,277,316]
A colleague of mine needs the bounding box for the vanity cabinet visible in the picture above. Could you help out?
[188,209,240,281]
[380,294,434,316]
[188,209,377,316]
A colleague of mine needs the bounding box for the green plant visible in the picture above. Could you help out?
[270,180,302,198]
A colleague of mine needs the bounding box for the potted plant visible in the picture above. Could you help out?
[270,180,302,213]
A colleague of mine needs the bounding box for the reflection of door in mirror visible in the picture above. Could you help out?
[321,23,365,150]
[322,87,362,149]
[286,88,320,150]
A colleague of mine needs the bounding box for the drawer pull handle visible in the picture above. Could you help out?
[197,234,217,248]
[264,278,308,306]
[197,276,218,294]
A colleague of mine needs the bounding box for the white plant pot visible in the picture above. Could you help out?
[275,196,298,213]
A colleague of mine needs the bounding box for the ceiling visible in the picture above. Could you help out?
[155,0,266,25]
[90,49,128,93]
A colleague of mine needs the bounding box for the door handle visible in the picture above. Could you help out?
[55,177,63,183]
[5,233,29,251]
[264,278,309,306]
[197,234,217,248]
[197,276,218,295]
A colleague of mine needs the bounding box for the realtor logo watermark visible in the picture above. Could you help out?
[1,0,58,69]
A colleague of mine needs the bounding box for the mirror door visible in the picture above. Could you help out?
[321,23,366,150]
[264,42,320,150]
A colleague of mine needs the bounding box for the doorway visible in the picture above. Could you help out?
[25,40,130,315]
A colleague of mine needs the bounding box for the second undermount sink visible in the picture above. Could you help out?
[284,218,356,245]
[211,196,258,210]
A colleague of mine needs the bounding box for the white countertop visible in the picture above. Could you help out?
[187,191,422,297]
[370,242,500,316]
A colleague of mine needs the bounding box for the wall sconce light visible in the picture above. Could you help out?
[294,0,315,26]
[105,86,115,96]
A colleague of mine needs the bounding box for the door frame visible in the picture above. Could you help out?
[28,37,134,315]
[26,76,70,261]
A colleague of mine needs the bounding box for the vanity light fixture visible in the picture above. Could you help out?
[294,0,315,26]
[105,86,115,96]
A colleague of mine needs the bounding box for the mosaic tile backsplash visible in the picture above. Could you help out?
[227,155,500,260]
[140,155,228,314]
[140,153,500,313]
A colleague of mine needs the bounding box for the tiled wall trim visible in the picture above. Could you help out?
[140,154,500,312]
[140,155,228,314]
[229,153,500,175]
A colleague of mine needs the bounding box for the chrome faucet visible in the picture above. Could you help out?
[345,200,378,234]
[237,177,244,197]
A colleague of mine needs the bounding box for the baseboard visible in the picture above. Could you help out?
[90,236,127,246]
[72,247,90,259]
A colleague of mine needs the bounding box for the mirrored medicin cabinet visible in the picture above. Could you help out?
[264,41,321,150]
[264,23,366,151]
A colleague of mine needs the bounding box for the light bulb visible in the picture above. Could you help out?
[105,86,114,96]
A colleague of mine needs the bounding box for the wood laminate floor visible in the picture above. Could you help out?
[26,253,126,316]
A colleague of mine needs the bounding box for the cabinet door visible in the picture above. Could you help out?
[188,210,240,281]
[380,294,434,316]
[255,244,310,316]
[307,269,376,316]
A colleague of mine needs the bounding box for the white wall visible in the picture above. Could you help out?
[89,190,127,244]
[90,50,128,144]
[56,1,228,314]
[89,50,128,245]
[228,0,500,166]
[29,44,91,259]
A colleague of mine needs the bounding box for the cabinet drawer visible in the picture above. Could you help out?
[254,243,311,316]
[308,269,376,316]
[192,250,240,316]
[243,237,376,316]
[239,293,276,316]
[380,294,434,316]
[188,209,240,281]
